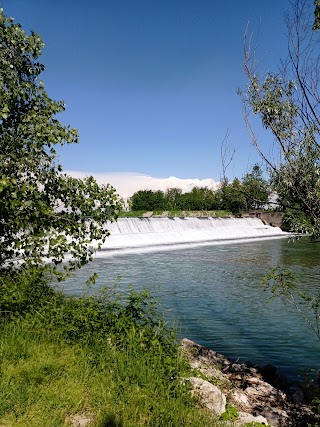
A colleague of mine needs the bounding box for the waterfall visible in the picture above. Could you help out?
[95,217,287,253]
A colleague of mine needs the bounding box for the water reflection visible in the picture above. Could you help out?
[62,238,320,380]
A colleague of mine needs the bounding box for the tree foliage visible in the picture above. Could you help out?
[129,166,270,214]
[215,178,246,214]
[241,0,320,239]
[314,0,320,29]
[0,9,122,276]
[241,1,320,354]
[242,165,269,210]
[129,190,165,211]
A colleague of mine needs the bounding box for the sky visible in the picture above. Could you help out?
[1,0,295,197]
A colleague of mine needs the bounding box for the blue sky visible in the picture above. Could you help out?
[2,0,294,196]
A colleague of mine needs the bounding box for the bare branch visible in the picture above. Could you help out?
[220,129,236,181]
[241,0,320,239]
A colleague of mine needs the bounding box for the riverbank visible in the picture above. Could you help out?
[1,270,319,426]
[0,270,222,427]
[181,338,320,426]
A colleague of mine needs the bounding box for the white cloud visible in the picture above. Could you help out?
[65,171,219,199]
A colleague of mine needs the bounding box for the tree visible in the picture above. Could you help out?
[187,187,203,210]
[164,187,183,211]
[241,0,320,239]
[241,1,320,357]
[0,9,122,276]
[215,178,246,214]
[242,165,270,210]
[313,0,320,29]
[129,190,165,211]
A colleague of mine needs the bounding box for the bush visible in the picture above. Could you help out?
[0,269,221,426]
[0,267,54,319]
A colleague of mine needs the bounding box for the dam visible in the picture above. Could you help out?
[97,217,287,252]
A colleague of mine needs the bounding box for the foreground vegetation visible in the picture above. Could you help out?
[0,269,227,427]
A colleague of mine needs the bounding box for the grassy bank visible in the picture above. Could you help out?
[0,269,225,427]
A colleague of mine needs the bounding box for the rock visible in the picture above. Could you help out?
[245,381,287,401]
[187,377,226,415]
[180,338,232,387]
[237,411,269,425]
[232,389,250,407]
[261,407,290,427]
[230,363,245,372]
[67,414,93,427]
[142,211,153,217]
[245,383,274,397]
[292,387,306,405]
[181,338,230,367]
[181,338,320,426]
[260,364,277,382]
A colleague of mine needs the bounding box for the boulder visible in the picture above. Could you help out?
[237,411,269,425]
[232,389,250,407]
[261,407,290,426]
[292,388,306,405]
[187,377,226,415]
[181,338,320,426]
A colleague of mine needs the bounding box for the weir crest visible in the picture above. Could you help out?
[94,217,287,253]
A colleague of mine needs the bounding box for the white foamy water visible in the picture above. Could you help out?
[93,217,287,254]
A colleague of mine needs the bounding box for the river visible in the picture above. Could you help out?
[62,230,320,381]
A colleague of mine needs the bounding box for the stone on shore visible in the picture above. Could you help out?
[180,337,320,427]
[236,411,269,425]
[187,377,226,415]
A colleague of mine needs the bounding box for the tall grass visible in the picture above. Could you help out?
[0,269,226,426]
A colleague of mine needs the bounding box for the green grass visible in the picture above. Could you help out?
[167,210,232,218]
[0,270,227,426]
[118,210,147,217]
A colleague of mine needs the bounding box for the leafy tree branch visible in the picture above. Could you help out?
[0,9,122,277]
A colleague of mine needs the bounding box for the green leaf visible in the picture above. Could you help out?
[0,8,122,277]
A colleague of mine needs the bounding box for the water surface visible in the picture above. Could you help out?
[63,238,320,380]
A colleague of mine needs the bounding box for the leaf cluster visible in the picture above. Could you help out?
[262,266,320,341]
[0,9,122,276]
[0,268,176,355]
[242,0,320,238]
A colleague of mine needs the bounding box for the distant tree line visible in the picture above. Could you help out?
[129,165,270,214]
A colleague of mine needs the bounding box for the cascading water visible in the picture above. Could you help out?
[96,217,287,252]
